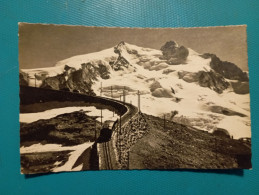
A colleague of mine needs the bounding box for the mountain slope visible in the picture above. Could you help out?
[20,41,251,139]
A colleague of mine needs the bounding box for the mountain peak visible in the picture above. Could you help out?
[114,41,127,54]
[114,41,137,54]
[116,41,126,47]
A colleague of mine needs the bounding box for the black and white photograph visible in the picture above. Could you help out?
[19,24,251,174]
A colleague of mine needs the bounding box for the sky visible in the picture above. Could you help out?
[19,23,248,70]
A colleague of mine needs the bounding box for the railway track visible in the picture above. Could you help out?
[100,102,138,170]
[102,141,113,170]
[99,101,138,170]
[20,86,138,170]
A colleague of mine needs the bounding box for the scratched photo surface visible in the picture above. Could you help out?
[19,23,251,174]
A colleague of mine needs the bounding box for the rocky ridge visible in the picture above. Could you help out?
[19,41,251,139]
[200,53,249,82]
[160,41,189,65]
[20,41,249,95]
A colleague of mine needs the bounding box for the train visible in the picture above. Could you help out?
[97,119,118,143]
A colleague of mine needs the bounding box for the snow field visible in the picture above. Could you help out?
[21,42,251,139]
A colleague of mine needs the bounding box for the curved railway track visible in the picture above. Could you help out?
[102,141,113,169]
[99,100,138,170]
[20,86,138,170]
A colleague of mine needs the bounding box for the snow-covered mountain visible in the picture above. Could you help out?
[20,41,251,139]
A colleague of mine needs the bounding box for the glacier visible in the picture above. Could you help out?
[20,41,251,139]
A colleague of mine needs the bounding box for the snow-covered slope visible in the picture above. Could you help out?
[20,41,251,139]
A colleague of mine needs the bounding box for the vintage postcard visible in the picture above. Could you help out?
[19,23,251,174]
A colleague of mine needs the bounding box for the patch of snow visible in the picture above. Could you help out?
[217,116,251,139]
[20,142,94,172]
[20,142,93,154]
[52,142,94,172]
[71,164,83,171]
[21,42,251,139]
[20,106,118,123]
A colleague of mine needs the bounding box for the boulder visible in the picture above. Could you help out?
[182,72,199,83]
[151,88,173,98]
[160,41,178,59]
[231,82,250,94]
[178,70,189,79]
[162,69,175,75]
[160,41,189,65]
[150,81,162,92]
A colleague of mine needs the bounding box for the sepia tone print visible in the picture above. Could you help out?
[19,24,251,174]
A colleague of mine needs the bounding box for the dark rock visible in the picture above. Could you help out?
[97,63,110,79]
[113,56,130,70]
[176,46,189,60]
[113,41,131,71]
[41,73,66,90]
[160,41,189,65]
[209,105,246,117]
[162,69,175,75]
[152,88,173,98]
[200,53,249,81]
[40,63,97,95]
[64,65,71,71]
[231,81,250,94]
[150,80,175,97]
[20,111,100,147]
[212,128,231,138]
[178,70,230,94]
[171,87,175,94]
[160,41,178,59]
[178,71,189,79]
[127,48,138,55]
[19,71,28,86]
[178,71,199,83]
[198,71,229,94]
[150,81,162,92]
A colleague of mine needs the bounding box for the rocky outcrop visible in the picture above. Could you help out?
[178,70,230,94]
[231,81,250,94]
[200,53,249,81]
[152,88,173,98]
[150,81,162,92]
[41,63,109,95]
[114,113,149,169]
[150,81,173,98]
[40,73,68,91]
[212,128,231,138]
[111,41,131,71]
[209,105,246,117]
[162,69,175,75]
[20,111,100,146]
[160,41,189,65]
[97,63,110,79]
[19,71,28,86]
[111,56,130,71]
[178,71,199,83]
[198,71,229,93]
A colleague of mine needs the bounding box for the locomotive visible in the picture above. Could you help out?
[97,119,118,143]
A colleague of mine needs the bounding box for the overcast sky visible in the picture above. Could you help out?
[19,23,248,70]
